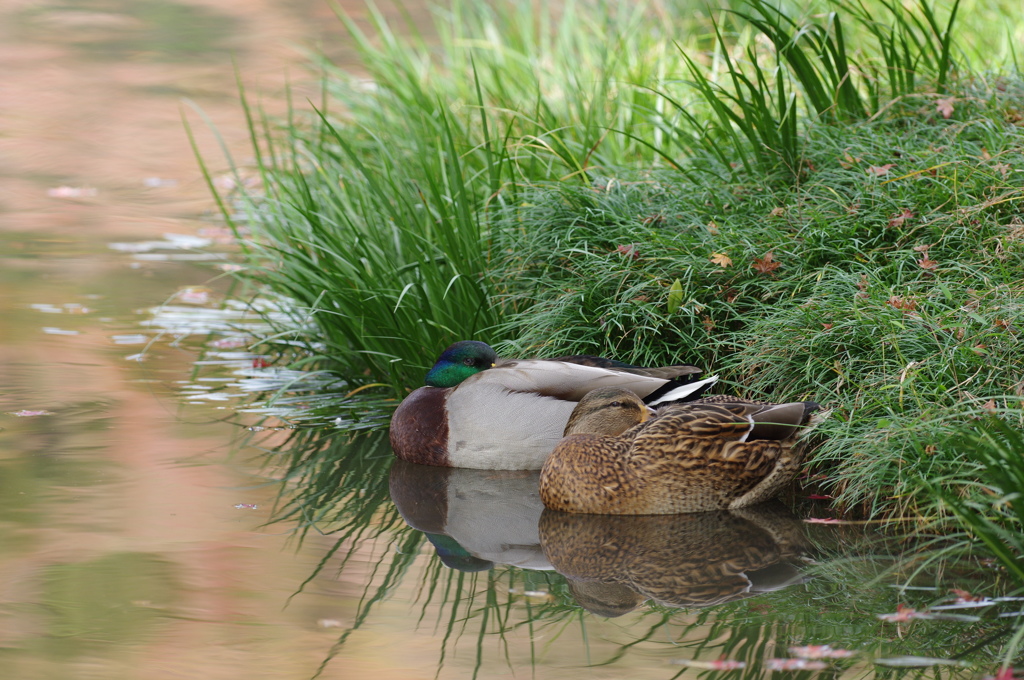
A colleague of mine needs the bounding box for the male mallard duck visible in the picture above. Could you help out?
[389,341,717,470]
[539,387,821,514]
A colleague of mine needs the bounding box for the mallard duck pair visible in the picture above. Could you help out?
[390,341,717,470]
[390,341,820,513]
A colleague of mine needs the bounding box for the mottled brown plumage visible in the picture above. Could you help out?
[538,503,811,612]
[539,387,821,514]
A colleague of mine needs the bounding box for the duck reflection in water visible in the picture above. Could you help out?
[539,503,812,615]
[389,460,813,616]
[388,459,550,572]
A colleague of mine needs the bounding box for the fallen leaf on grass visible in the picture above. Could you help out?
[616,244,640,259]
[918,257,938,270]
[888,208,914,228]
[839,152,861,169]
[769,207,786,217]
[752,251,780,275]
[887,295,918,311]
[936,97,956,119]
[867,164,896,177]
[710,252,733,268]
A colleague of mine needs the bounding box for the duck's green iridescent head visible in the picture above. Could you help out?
[424,340,498,388]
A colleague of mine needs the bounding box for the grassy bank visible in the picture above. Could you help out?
[205,0,1024,528]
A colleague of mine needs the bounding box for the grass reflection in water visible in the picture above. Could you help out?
[253,418,1023,679]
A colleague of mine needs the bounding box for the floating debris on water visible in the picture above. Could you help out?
[176,286,212,305]
[672,659,746,670]
[789,645,857,659]
[767,659,829,671]
[7,410,55,417]
[112,334,148,345]
[42,327,80,335]
[109,233,212,253]
[47,186,97,198]
[29,303,90,314]
[874,656,970,668]
[234,503,259,510]
[143,177,178,188]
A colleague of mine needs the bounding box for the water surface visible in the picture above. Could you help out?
[0,2,1016,679]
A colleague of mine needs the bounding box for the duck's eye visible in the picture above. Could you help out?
[463,358,475,366]
[609,401,623,408]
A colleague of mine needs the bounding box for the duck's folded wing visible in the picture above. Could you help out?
[653,401,819,441]
[487,359,703,401]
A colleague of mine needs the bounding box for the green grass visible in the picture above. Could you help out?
[490,100,1024,517]
[203,0,1024,524]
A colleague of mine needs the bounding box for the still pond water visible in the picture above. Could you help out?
[0,1,1018,678]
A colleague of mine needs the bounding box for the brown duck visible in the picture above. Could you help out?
[539,387,821,514]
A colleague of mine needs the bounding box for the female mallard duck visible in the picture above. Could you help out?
[389,341,717,470]
[539,387,821,514]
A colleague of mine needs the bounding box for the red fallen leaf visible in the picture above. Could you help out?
[252,357,271,368]
[888,208,914,228]
[616,244,640,259]
[821,323,834,330]
[752,251,781,275]
[918,257,938,270]
[936,96,956,119]
[983,399,997,412]
[867,164,896,177]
